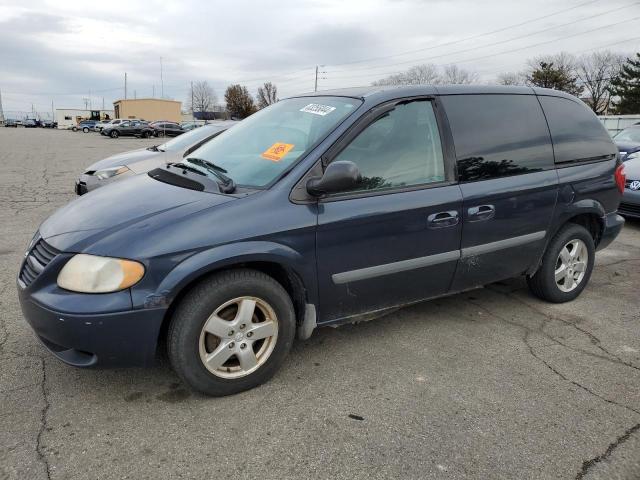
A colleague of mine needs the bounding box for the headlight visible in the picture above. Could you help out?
[57,254,145,293]
[625,151,640,161]
[94,166,130,180]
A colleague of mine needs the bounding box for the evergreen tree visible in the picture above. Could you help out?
[610,53,640,114]
[527,61,582,96]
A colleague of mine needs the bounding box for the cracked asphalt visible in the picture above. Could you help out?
[1,127,639,480]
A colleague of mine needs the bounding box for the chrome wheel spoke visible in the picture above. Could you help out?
[235,298,256,324]
[205,341,233,370]
[203,314,232,337]
[574,260,587,273]
[247,320,276,341]
[237,347,258,371]
[559,247,571,265]
[555,264,567,283]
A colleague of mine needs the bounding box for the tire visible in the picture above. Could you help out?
[82,127,89,133]
[110,130,119,138]
[527,224,595,303]
[72,126,78,132]
[142,131,150,138]
[167,269,296,396]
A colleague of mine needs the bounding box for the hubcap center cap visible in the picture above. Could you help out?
[234,332,244,342]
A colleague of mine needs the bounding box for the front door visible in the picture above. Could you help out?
[315,99,462,323]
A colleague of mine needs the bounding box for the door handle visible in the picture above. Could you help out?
[427,210,459,229]
[467,204,495,222]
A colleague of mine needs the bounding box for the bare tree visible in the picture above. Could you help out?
[496,71,526,86]
[576,51,625,114]
[256,82,278,109]
[441,65,479,84]
[188,81,217,115]
[373,63,478,86]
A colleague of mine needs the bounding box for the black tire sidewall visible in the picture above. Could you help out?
[168,270,296,396]
[533,224,595,302]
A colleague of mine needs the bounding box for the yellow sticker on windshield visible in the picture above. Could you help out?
[261,142,294,162]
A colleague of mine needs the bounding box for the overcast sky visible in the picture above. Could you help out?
[1,0,638,116]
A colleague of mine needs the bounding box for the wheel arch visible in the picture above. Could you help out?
[153,242,316,358]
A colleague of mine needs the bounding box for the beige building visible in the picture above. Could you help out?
[113,98,182,122]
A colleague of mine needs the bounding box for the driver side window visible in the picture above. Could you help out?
[333,100,445,193]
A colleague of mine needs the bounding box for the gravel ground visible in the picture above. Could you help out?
[1,127,639,480]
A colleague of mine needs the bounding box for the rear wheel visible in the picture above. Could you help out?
[167,269,296,396]
[82,127,89,133]
[527,224,595,303]
[142,130,151,138]
[110,130,119,138]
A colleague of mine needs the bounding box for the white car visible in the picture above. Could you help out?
[93,120,111,132]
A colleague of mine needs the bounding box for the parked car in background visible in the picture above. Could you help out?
[102,120,154,138]
[19,86,624,396]
[613,125,640,161]
[41,120,57,128]
[152,122,184,137]
[619,156,640,218]
[75,121,236,194]
[73,120,98,133]
[23,119,37,128]
[93,120,111,132]
[4,119,18,127]
[180,121,201,131]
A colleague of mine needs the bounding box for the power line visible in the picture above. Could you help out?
[323,0,603,69]
[325,1,638,74]
[324,15,640,82]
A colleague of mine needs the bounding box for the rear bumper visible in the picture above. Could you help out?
[598,212,625,251]
[18,288,166,368]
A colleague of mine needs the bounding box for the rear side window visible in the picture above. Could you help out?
[441,94,554,182]
[538,96,616,163]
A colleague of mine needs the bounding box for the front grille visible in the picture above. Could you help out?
[19,238,59,287]
[619,202,640,217]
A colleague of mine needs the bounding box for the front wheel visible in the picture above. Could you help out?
[167,269,296,396]
[527,224,595,303]
[82,127,89,133]
[110,130,119,138]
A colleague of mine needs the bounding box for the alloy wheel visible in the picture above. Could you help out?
[555,239,588,292]
[198,296,278,379]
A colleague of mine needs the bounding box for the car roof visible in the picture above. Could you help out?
[288,84,579,103]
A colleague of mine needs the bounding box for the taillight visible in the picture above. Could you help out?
[615,163,626,193]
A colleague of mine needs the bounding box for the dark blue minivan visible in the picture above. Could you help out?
[18,85,626,396]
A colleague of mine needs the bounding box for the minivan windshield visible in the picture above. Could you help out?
[158,124,228,152]
[185,96,362,187]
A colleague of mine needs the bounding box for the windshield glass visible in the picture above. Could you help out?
[614,127,640,143]
[159,125,228,152]
[186,96,362,187]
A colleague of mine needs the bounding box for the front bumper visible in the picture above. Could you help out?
[598,212,625,251]
[619,189,640,218]
[18,286,166,368]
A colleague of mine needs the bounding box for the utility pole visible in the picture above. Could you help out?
[124,72,128,99]
[51,100,54,122]
[0,88,4,123]
[315,66,318,92]
[134,90,137,100]
[160,57,164,98]
[152,85,155,98]
[102,97,104,110]
[89,89,92,110]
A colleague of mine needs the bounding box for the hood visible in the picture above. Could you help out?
[84,148,163,172]
[624,157,640,180]
[40,173,235,253]
[615,141,640,155]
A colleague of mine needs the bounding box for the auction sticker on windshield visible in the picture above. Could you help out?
[300,104,336,116]
[261,142,295,162]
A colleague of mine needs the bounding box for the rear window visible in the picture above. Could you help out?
[441,94,554,182]
[538,96,616,163]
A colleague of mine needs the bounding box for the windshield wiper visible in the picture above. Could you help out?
[147,145,159,151]
[185,157,236,193]
[167,162,206,176]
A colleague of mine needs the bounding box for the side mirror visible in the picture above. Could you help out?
[306,160,362,196]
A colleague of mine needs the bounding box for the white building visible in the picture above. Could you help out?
[55,109,115,129]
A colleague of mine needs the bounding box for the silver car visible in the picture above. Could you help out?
[75,121,237,195]
[620,157,640,219]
